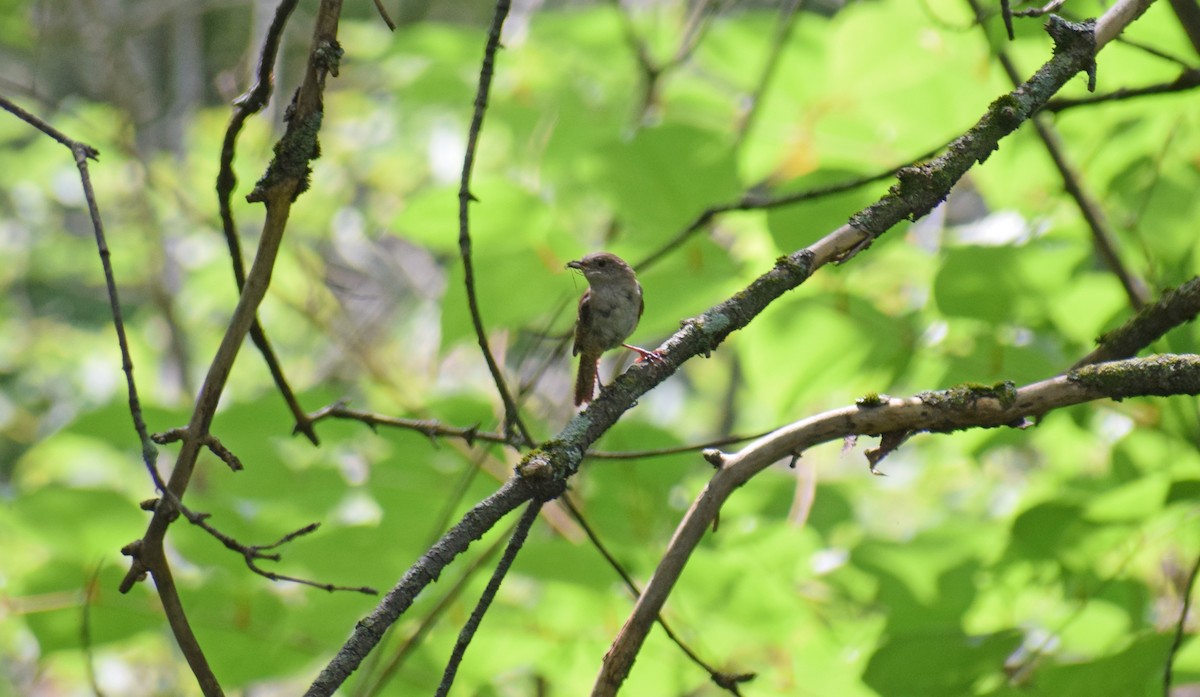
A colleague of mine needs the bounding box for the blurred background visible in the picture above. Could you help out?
[2,0,1199,694]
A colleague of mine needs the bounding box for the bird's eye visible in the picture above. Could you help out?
[596,259,608,267]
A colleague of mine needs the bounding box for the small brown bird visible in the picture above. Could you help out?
[567,252,659,406]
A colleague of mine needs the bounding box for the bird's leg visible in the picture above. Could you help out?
[623,343,665,363]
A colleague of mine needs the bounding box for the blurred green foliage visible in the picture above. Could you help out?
[2,0,1199,695]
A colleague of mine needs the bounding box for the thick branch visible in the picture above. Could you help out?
[594,354,1200,694]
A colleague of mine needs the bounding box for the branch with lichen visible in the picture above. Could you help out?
[595,353,1200,693]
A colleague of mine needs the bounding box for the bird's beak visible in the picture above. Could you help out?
[566,259,583,270]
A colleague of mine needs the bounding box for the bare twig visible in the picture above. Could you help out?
[306,400,509,446]
[1001,0,1015,39]
[636,141,945,272]
[1045,68,1200,112]
[434,500,542,697]
[457,0,534,448]
[216,0,320,446]
[186,517,376,594]
[372,0,396,30]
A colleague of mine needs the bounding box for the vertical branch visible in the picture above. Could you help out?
[109,1,346,693]
[456,0,534,447]
[0,94,224,695]
[216,0,321,444]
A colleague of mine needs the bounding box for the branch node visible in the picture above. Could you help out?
[1045,15,1097,90]
[702,448,725,468]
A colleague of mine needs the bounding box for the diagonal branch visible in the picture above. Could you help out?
[0,94,226,694]
[434,499,542,697]
[216,0,321,445]
[457,0,534,448]
[594,354,1200,694]
[110,2,347,693]
[1074,276,1200,368]
[309,7,1147,695]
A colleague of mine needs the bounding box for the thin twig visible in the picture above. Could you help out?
[372,0,396,30]
[216,0,320,445]
[1013,0,1066,17]
[1044,68,1200,112]
[636,142,945,272]
[0,94,227,696]
[1164,551,1200,696]
[307,401,509,446]
[186,516,376,594]
[457,0,534,448]
[434,499,543,697]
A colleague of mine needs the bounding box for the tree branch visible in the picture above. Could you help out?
[594,353,1200,694]
[968,0,1151,309]
[215,0,321,446]
[111,2,346,693]
[310,5,1146,693]
[434,499,542,697]
[304,476,559,696]
[457,0,534,448]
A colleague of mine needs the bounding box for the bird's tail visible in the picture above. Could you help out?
[575,356,598,406]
